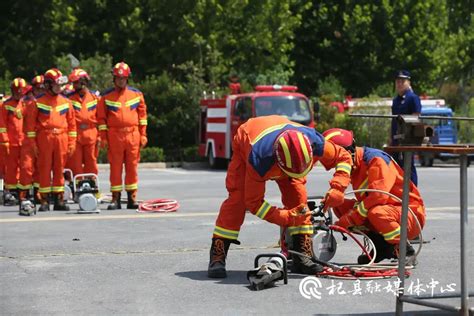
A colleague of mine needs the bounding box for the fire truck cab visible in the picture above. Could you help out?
[198,85,314,167]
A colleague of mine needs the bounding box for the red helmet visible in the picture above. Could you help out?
[322,128,354,148]
[44,68,65,84]
[273,129,313,178]
[10,78,28,94]
[69,68,90,82]
[112,62,131,77]
[31,75,44,86]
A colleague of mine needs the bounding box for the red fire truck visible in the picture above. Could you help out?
[198,85,315,167]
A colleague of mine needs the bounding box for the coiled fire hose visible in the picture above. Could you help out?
[137,199,180,213]
[291,189,423,279]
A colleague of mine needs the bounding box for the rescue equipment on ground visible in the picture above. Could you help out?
[19,187,36,216]
[73,173,100,214]
[137,199,179,213]
[247,253,288,291]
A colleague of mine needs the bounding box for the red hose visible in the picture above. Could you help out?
[137,199,179,213]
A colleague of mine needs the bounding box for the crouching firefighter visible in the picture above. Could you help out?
[208,115,352,278]
[25,68,77,211]
[322,128,426,263]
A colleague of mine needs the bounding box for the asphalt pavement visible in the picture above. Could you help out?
[1,164,473,315]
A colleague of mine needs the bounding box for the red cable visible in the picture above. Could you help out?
[137,199,179,213]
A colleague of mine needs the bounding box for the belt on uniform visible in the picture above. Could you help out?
[108,126,138,132]
[79,123,96,130]
[41,128,66,134]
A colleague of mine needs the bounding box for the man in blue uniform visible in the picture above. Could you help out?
[390,70,421,185]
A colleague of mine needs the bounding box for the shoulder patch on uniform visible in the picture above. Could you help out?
[363,146,391,165]
[127,86,141,93]
[101,87,114,96]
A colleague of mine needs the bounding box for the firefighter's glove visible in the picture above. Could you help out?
[323,188,345,211]
[1,142,10,156]
[140,136,148,148]
[287,203,311,227]
[334,213,354,230]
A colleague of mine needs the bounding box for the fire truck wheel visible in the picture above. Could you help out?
[208,147,226,169]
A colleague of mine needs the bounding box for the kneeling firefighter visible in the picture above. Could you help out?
[322,128,426,263]
[208,115,353,278]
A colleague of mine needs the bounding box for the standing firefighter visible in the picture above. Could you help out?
[25,69,77,211]
[97,62,148,210]
[18,75,45,202]
[66,68,99,176]
[208,115,352,278]
[323,128,426,263]
[2,78,27,204]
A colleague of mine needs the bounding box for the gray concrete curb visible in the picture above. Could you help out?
[97,161,209,170]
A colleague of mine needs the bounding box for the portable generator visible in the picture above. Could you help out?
[73,173,100,214]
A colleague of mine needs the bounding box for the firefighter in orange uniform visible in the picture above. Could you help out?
[25,69,76,211]
[0,92,9,185]
[2,78,28,204]
[18,76,45,203]
[66,69,99,176]
[208,115,353,278]
[97,62,147,210]
[322,128,426,263]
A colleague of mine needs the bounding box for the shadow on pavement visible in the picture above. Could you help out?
[317,311,458,316]
[175,270,249,285]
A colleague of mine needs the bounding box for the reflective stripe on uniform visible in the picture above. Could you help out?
[335,162,351,174]
[27,132,36,138]
[255,201,272,219]
[51,186,64,193]
[98,124,108,131]
[383,227,401,241]
[110,185,122,192]
[39,187,52,193]
[139,119,148,126]
[356,201,368,217]
[213,226,239,240]
[125,183,138,191]
[69,131,77,137]
[287,225,313,236]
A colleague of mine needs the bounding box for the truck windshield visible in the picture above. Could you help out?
[255,96,311,125]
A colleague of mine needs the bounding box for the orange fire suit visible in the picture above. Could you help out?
[18,95,40,190]
[0,100,8,177]
[333,146,426,244]
[66,89,99,175]
[25,93,76,194]
[97,86,147,193]
[2,97,25,190]
[213,116,352,241]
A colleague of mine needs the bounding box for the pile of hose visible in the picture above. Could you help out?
[137,199,179,213]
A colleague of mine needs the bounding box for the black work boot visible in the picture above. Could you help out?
[126,190,139,209]
[107,192,122,210]
[357,232,398,264]
[33,187,41,204]
[208,237,235,278]
[53,192,70,211]
[291,234,324,274]
[38,193,50,212]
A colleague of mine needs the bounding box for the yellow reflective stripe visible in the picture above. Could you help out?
[297,132,311,164]
[383,227,401,241]
[358,178,368,190]
[139,119,148,125]
[213,226,239,240]
[98,124,108,131]
[125,97,140,107]
[51,186,64,192]
[336,162,351,174]
[17,183,33,190]
[71,101,82,109]
[281,161,312,178]
[86,100,97,108]
[33,182,40,188]
[5,184,18,190]
[278,137,292,168]
[56,104,70,112]
[324,131,342,141]
[0,128,7,133]
[356,201,368,217]
[105,100,121,107]
[125,183,138,190]
[110,185,123,192]
[255,201,272,219]
[287,225,313,236]
[69,131,77,137]
[37,103,52,111]
[39,187,52,193]
[251,122,301,145]
[27,132,36,138]
[5,105,16,111]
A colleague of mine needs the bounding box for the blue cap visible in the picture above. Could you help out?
[396,70,411,79]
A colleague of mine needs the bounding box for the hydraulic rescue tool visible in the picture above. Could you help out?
[73,173,100,213]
